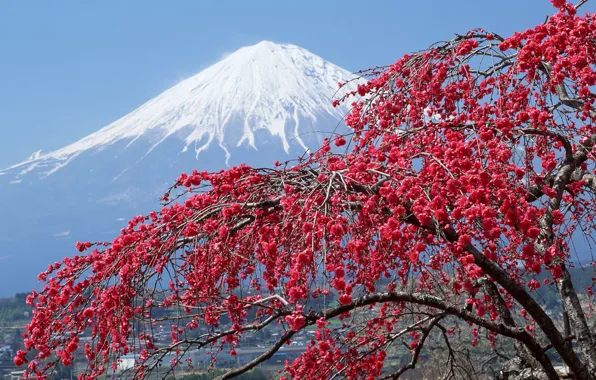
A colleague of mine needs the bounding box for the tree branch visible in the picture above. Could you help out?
[215,330,296,380]
[379,315,445,379]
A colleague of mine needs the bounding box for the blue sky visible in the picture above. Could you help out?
[0,1,588,168]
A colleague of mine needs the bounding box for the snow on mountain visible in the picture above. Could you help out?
[3,41,357,179]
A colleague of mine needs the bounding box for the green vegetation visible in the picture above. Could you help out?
[0,293,32,323]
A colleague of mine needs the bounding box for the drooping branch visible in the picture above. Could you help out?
[215,330,296,380]
[479,279,542,372]
[379,315,445,380]
[217,291,556,380]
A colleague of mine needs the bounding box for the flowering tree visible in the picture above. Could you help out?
[16,1,596,379]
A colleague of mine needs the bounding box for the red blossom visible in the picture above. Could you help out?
[339,294,353,305]
[550,0,565,7]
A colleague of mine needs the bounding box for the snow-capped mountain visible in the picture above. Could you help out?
[0,41,358,295]
[3,41,355,180]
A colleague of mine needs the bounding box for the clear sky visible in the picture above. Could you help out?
[0,1,590,168]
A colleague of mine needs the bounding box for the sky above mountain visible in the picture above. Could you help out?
[0,0,585,168]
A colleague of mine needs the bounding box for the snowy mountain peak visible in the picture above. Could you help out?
[3,41,358,178]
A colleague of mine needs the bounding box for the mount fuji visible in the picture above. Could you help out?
[0,41,359,295]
